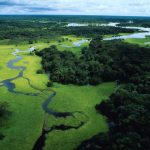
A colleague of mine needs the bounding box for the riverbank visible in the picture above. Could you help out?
[0,45,49,150]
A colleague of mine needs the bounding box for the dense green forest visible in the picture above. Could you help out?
[36,38,150,85]
[0,102,10,140]
[0,20,137,43]
[74,39,150,149]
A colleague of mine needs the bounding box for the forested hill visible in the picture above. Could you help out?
[36,38,150,85]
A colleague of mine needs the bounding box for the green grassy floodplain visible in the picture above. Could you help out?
[0,37,115,150]
[44,82,115,150]
[0,45,50,150]
[49,35,90,56]
[125,36,150,46]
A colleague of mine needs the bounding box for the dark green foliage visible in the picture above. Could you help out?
[0,17,138,43]
[63,26,137,37]
[36,69,44,74]
[47,81,53,87]
[37,38,150,85]
[0,102,10,120]
[77,77,150,150]
[28,39,34,44]
[0,102,11,140]
[0,133,4,140]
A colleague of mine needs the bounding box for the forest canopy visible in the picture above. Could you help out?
[37,38,150,85]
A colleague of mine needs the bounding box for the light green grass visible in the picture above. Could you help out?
[0,45,49,150]
[125,36,150,46]
[15,54,49,89]
[0,35,90,55]
[49,35,90,55]
[0,45,19,81]
[44,82,115,150]
[0,87,45,150]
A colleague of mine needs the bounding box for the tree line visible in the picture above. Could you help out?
[36,37,150,86]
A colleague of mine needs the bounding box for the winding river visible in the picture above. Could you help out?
[0,55,38,96]
[67,22,150,42]
[104,26,150,41]
[0,47,88,150]
[1,22,149,149]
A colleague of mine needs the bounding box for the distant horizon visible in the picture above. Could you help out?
[0,14,150,18]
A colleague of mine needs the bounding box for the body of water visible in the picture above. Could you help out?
[67,22,150,42]
[104,25,150,40]
[73,39,89,47]
[12,47,36,56]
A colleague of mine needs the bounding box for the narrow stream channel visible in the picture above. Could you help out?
[0,48,88,150]
[0,55,38,96]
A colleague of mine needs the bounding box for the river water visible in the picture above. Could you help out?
[0,47,88,150]
[12,47,36,56]
[104,26,150,40]
[67,22,150,43]
[73,39,89,47]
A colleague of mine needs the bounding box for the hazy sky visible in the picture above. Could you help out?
[0,0,149,16]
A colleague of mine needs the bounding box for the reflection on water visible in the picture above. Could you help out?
[103,25,150,40]
[67,22,150,42]
[12,47,35,56]
[145,42,150,45]
[67,23,88,27]
[73,39,89,47]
